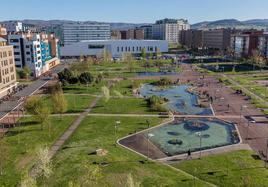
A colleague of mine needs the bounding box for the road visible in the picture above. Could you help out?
[0,61,67,120]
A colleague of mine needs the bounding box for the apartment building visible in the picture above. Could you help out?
[202,29,232,51]
[180,30,203,49]
[231,31,268,58]
[0,25,7,36]
[152,18,190,43]
[0,37,17,98]
[4,21,23,32]
[62,22,111,45]
[120,29,144,40]
[8,32,60,77]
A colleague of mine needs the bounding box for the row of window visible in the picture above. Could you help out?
[0,51,13,58]
[1,59,13,67]
[116,46,158,53]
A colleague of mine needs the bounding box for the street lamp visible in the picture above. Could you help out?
[147,133,154,160]
[240,105,247,125]
[246,120,255,142]
[195,132,202,159]
[114,120,121,146]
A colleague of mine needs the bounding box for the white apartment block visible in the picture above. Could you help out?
[63,23,111,45]
[152,19,190,43]
[8,33,43,77]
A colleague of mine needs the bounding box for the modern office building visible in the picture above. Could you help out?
[8,32,60,77]
[231,31,267,58]
[111,30,121,40]
[140,25,153,40]
[202,29,232,51]
[60,40,168,58]
[0,37,17,98]
[62,22,111,45]
[152,18,190,43]
[180,30,203,49]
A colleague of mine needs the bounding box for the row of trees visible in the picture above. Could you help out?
[58,68,94,85]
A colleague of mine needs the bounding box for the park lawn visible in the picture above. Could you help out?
[110,79,154,97]
[39,116,207,187]
[0,116,76,187]
[174,150,268,187]
[91,97,158,114]
[42,94,96,113]
[62,81,107,95]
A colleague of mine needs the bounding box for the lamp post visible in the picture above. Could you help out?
[246,120,255,142]
[195,132,202,159]
[240,105,247,125]
[114,120,120,146]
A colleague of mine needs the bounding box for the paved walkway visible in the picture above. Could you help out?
[223,74,268,106]
[47,96,102,159]
[158,143,252,164]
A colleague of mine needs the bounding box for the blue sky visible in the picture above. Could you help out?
[1,0,268,24]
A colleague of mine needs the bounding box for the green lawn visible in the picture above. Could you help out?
[39,116,207,187]
[174,150,268,187]
[91,97,157,114]
[0,116,76,187]
[42,94,96,113]
[62,82,107,95]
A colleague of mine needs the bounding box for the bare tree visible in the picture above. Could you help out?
[35,146,53,179]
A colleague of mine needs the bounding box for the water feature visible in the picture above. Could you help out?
[139,84,212,115]
[146,118,239,156]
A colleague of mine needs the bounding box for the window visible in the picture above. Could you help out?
[117,47,120,52]
[26,45,30,48]
[8,51,12,56]
[15,58,20,61]
[10,39,19,43]
[14,52,20,55]
[121,47,124,52]
[26,52,30,55]
[132,47,135,52]
[88,45,105,49]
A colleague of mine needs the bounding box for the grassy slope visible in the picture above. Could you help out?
[175,150,268,187]
[40,116,207,187]
[42,94,95,113]
[91,97,157,114]
[0,116,76,187]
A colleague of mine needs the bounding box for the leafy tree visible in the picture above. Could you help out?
[58,68,73,82]
[141,48,147,59]
[24,96,50,130]
[68,77,79,84]
[155,47,162,59]
[0,138,9,176]
[101,86,110,102]
[123,53,135,72]
[79,72,94,85]
[113,90,124,98]
[51,90,67,118]
[23,66,31,80]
